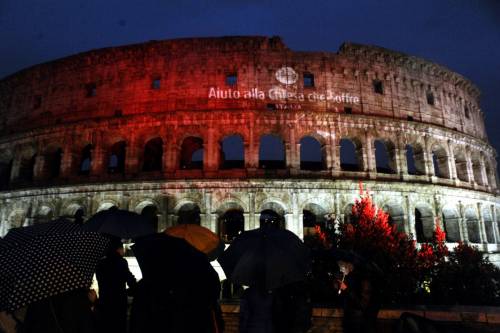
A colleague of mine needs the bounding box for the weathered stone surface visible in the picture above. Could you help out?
[0,36,498,262]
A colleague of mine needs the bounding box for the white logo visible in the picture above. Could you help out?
[275,67,298,85]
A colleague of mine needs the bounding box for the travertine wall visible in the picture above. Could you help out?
[0,36,498,262]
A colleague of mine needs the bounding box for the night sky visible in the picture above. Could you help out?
[1,0,499,159]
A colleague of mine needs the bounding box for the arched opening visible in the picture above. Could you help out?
[108,141,126,174]
[35,206,53,224]
[18,152,37,182]
[382,204,405,232]
[259,134,285,169]
[177,203,201,225]
[300,136,325,170]
[220,135,244,169]
[97,203,118,212]
[340,138,362,171]
[180,137,204,169]
[374,139,396,174]
[482,208,494,244]
[143,137,163,172]
[432,146,450,179]
[442,207,460,242]
[471,156,484,185]
[454,149,468,182]
[303,203,326,238]
[218,209,244,243]
[259,202,285,229]
[0,157,12,189]
[141,204,159,232]
[44,147,63,179]
[415,206,434,242]
[79,144,92,175]
[344,203,354,224]
[406,144,425,175]
[485,162,495,187]
[465,208,480,243]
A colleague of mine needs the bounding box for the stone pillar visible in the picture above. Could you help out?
[465,153,474,184]
[405,194,416,240]
[33,154,45,181]
[248,191,256,230]
[479,160,488,186]
[164,145,179,175]
[9,155,21,182]
[447,142,458,181]
[394,147,404,177]
[203,191,213,229]
[364,133,376,176]
[477,202,487,244]
[291,190,301,239]
[125,137,139,175]
[59,145,75,179]
[243,212,250,231]
[423,135,434,177]
[490,205,499,244]
[285,213,295,234]
[204,128,219,174]
[91,145,105,177]
[245,142,258,170]
[331,137,341,177]
[458,201,469,243]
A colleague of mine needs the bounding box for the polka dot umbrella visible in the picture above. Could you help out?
[0,219,109,311]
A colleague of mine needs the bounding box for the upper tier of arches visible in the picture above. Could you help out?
[0,113,497,194]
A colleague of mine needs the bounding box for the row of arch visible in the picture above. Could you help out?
[2,196,499,246]
[1,132,496,190]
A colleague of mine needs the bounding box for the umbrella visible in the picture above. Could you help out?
[82,208,155,239]
[0,219,109,311]
[164,224,224,261]
[218,227,311,290]
[132,233,220,300]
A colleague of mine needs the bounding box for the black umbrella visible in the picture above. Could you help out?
[82,208,155,239]
[0,219,109,311]
[132,233,220,302]
[218,226,311,290]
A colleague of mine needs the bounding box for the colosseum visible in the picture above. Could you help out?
[0,36,499,263]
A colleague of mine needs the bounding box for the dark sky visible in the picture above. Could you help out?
[1,0,499,157]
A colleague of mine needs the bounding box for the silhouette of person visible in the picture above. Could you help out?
[95,237,136,333]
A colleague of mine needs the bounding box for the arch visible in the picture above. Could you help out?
[78,144,92,175]
[35,205,54,224]
[108,141,126,174]
[471,154,484,185]
[300,136,325,171]
[465,207,480,243]
[180,136,204,169]
[140,204,159,232]
[382,203,405,232]
[484,161,495,187]
[220,135,244,169]
[63,203,86,219]
[405,143,425,175]
[441,206,460,242]
[259,134,285,169]
[0,152,13,190]
[343,203,354,224]
[303,202,327,238]
[453,148,468,182]
[142,137,163,172]
[218,207,244,243]
[482,207,494,244]
[18,151,37,182]
[177,202,201,224]
[42,146,63,179]
[96,201,119,212]
[259,201,286,229]
[374,139,396,174]
[432,145,450,179]
[414,204,434,242]
[340,138,363,171]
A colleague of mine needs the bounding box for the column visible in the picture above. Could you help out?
[477,202,487,244]
[204,127,219,174]
[331,136,341,177]
[465,153,474,184]
[364,133,376,176]
[248,191,256,230]
[91,144,105,177]
[33,154,45,181]
[9,155,21,182]
[125,136,139,175]
[491,205,499,244]
[291,190,301,238]
[458,201,469,243]
[60,143,75,179]
[406,194,416,240]
[447,142,458,181]
[203,191,213,229]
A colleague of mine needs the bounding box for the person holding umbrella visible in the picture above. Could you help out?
[218,223,312,333]
[95,237,137,333]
